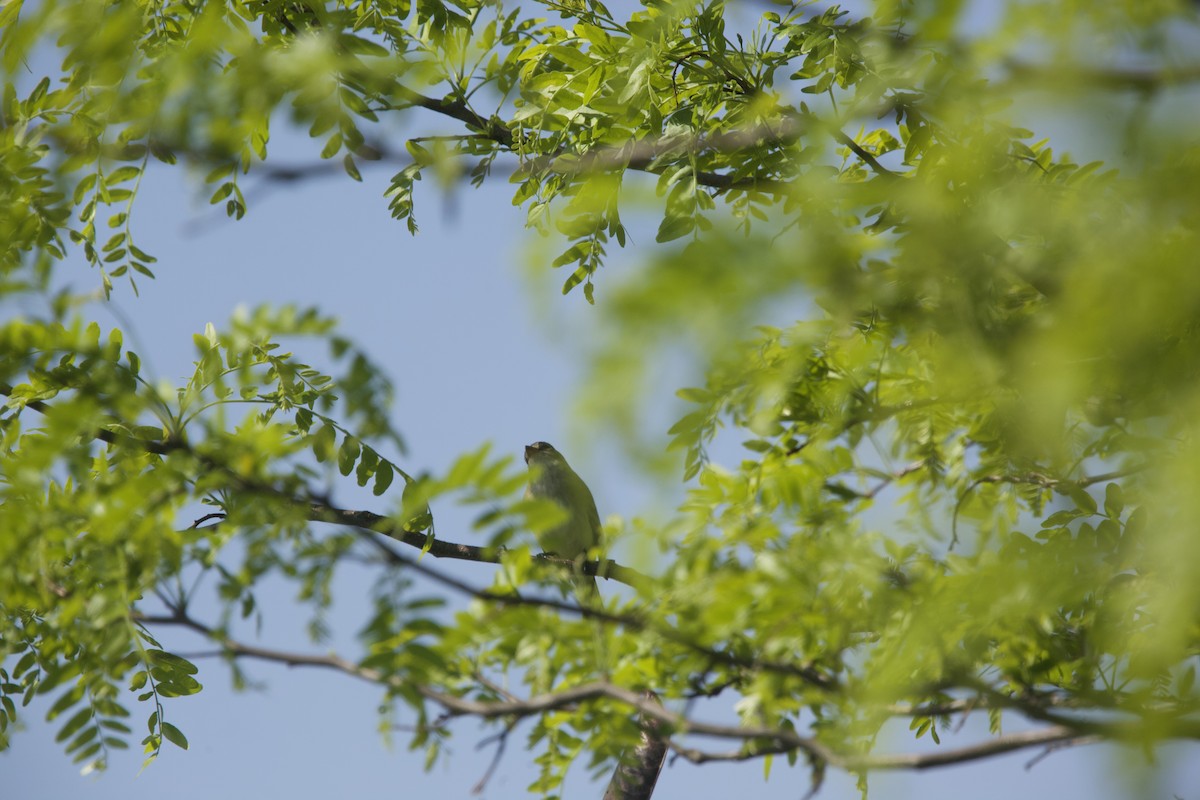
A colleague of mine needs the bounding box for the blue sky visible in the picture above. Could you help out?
[5,3,1200,799]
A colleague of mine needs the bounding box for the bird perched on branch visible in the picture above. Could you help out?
[524,441,602,599]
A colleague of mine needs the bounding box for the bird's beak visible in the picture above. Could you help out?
[523,445,533,464]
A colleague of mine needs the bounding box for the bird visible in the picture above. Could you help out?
[523,441,602,599]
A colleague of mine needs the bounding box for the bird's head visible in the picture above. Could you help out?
[524,441,566,467]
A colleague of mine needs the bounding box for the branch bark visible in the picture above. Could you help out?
[603,691,668,800]
[135,607,1162,775]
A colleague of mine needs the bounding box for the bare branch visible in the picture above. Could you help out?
[419,680,1124,773]
[843,727,1087,770]
[1023,735,1103,770]
[668,725,1092,770]
[135,608,1200,776]
[135,608,832,758]
[134,612,382,681]
[1002,61,1200,92]
[823,459,928,501]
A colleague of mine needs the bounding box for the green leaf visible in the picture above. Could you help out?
[338,436,361,476]
[339,35,389,57]
[210,183,234,204]
[904,124,931,164]
[655,214,694,243]
[668,410,709,436]
[106,166,141,186]
[55,707,93,743]
[321,132,343,160]
[406,140,432,166]
[13,651,37,678]
[676,387,712,403]
[47,686,84,720]
[129,244,158,263]
[313,423,337,462]
[546,46,591,70]
[1061,484,1097,515]
[1103,483,1124,518]
[161,722,189,751]
[561,265,589,295]
[146,650,199,675]
[374,461,394,496]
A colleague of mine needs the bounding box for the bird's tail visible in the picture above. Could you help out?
[573,572,600,606]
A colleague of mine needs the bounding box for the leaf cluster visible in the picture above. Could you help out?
[3,0,1200,795]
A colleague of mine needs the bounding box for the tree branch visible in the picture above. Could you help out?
[667,725,1096,770]
[47,94,895,198]
[521,112,894,187]
[308,502,654,591]
[131,607,1146,774]
[349,527,838,690]
[951,465,1146,546]
[135,608,838,761]
[390,87,515,147]
[1002,60,1200,92]
[604,691,668,800]
[470,718,518,794]
[1,380,184,456]
[4,381,838,689]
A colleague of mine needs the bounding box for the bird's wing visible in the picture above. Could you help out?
[575,474,603,547]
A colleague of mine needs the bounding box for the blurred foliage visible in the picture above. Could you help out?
[2,0,1200,794]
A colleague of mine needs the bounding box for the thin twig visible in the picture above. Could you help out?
[950,466,1145,548]
[471,718,518,794]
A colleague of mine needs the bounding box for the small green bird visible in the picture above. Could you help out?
[524,441,602,598]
